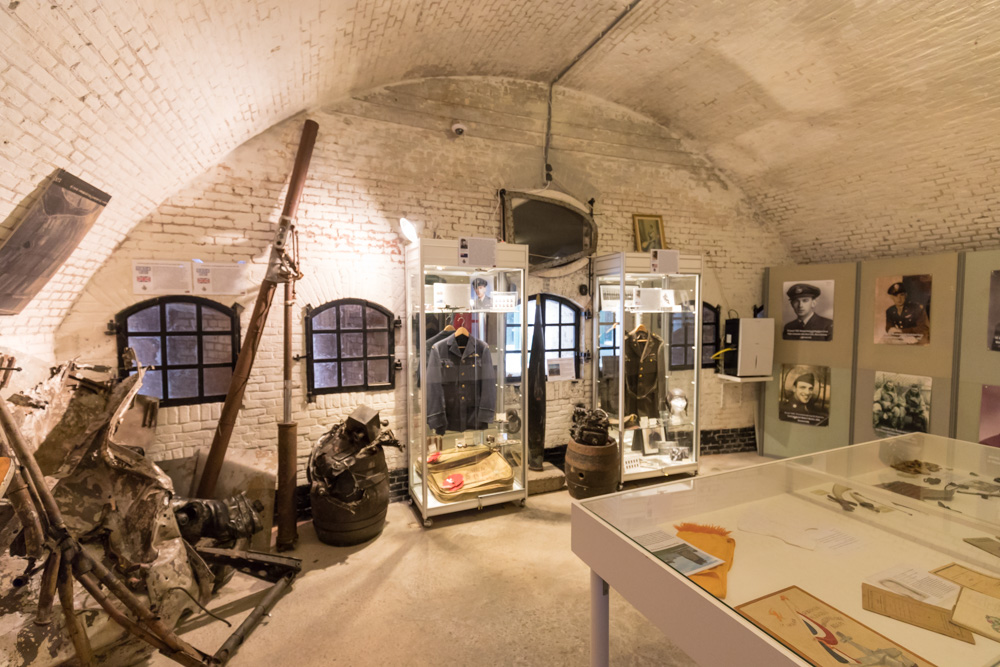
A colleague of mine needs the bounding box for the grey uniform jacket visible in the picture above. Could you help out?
[426,335,497,433]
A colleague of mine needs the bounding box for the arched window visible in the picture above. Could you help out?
[305,299,396,399]
[504,294,582,382]
[667,302,721,370]
[115,296,241,406]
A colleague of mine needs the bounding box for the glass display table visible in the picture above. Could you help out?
[572,434,1000,666]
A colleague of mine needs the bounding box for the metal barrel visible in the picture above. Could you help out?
[310,447,390,546]
[565,438,619,499]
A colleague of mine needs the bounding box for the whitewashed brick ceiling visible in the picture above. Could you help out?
[1,0,998,333]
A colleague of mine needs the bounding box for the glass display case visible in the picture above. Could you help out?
[573,433,1000,667]
[592,252,702,482]
[405,239,528,526]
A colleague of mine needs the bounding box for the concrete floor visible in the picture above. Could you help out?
[147,452,767,667]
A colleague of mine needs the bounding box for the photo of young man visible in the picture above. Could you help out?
[782,281,834,341]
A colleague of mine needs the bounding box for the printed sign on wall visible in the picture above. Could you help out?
[132,260,193,294]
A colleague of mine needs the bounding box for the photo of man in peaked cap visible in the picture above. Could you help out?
[782,280,834,341]
[988,270,1000,352]
[877,276,931,345]
[778,364,830,427]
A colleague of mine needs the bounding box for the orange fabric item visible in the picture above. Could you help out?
[674,523,735,599]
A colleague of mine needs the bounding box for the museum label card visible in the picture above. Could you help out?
[193,261,247,295]
[545,357,575,381]
[132,260,192,294]
[864,564,960,608]
[458,237,496,267]
[491,291,517,311]
[933,563,1000,599]
[861,583,974,643]
[650,249,679,274]
[951,587,1000,641]
[631,529,724,576]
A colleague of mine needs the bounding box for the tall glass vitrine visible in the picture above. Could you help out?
[405,240,529,526]
[592,252,702,482]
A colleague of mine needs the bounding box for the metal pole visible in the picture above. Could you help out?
[213,574,294,663]
[276,280,299,551]
[197,119,318,499]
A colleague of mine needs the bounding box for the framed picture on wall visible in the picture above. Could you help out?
[988,270,1000,351]
[632,214,666,252]
[874,274,932,345]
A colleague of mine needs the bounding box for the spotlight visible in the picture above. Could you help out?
[399,217,418,244]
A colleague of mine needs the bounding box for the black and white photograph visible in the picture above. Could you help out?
[0,170,111,315]
[874,274,932,345]
[778,364,830,426]
[988,270,1000,351]
[873,371,931,437]
[470,275,493,309]
[980,384,1000,447]
[781,280,834,341]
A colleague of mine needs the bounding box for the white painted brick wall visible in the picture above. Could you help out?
[46,77,791,479]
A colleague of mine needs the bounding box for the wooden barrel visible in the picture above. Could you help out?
[565,438,619,499]
[311,446,390,546]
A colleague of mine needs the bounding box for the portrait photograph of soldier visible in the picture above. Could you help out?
[988,270,1000,352]
[778,364,830,426]
[873,371,931,437]
[980,385,1000,447]
[470,275,493,310]
[874,274,932,345]
[781,280,834,341]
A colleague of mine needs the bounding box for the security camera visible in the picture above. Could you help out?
[451,122,467,136]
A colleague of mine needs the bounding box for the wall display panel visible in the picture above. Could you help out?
[853,253,958,444]
[955,249,1000,444]
[762,262,857,458]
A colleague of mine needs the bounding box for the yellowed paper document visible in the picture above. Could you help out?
[861,583,974,643]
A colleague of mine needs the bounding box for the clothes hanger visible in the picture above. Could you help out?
[443,324,455,332]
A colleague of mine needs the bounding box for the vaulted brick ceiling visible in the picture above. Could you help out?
[1,0,998,334]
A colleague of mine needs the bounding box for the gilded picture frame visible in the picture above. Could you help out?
[632,214,665,252]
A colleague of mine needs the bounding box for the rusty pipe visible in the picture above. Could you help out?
[75,573,208,667]
[0,435,45,558]
[0,397,67,533]
[58,554,96,667]
[275,422,298,551]
[197,119,318,499]
[72,543,210,664]
[34,549,61,626]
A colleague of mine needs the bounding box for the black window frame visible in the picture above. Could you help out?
[305,298,396,400]
[115,295,241,407]
[667,302,721,371]
[505,293,582,383]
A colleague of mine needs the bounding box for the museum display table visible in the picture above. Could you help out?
[572,434,1000,667]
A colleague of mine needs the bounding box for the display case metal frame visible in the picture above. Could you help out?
[591,252,703,482]
[573,433,1000,667]
[404,239,529,526]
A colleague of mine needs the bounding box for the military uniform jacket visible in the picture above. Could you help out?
[426,335,497,433]
[886,303,930,340]
[623,331,667,418]
[782,313,833,341]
